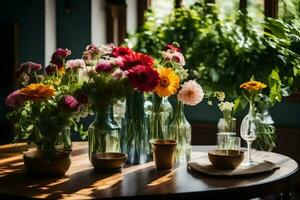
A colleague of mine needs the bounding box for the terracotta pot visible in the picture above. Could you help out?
[23,149,71,178]
[151,139,177,170]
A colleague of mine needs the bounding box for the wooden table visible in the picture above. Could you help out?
[0,142,298,199]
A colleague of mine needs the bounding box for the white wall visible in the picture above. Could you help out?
[44,0,56,66]
[126,0,138,34]
[91,0,106,45]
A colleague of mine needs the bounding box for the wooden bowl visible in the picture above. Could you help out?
[91,152,128,172]
[208,150,244,170]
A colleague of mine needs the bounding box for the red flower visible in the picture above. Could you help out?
[45,63,58,75]
[127,65,159,92]
[53,48,71,58]
[112,46,134,58]
[165,44,181,52]
[121,52,154,71]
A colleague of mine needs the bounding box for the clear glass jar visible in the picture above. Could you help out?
[166,100,191,164]
[146,94,172,140]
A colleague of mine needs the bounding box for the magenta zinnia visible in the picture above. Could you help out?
[127,65,159,92]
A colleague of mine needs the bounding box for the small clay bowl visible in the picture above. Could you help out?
[208,150,244,170]
[91,152,128,172]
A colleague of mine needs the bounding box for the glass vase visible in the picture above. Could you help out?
[166,100,191,164]
[88,106,121,159]
[121,91,150,164]
[240,100,260,166]
[55,127,72,151]
[145,94,172,140]
[217,117,236,133]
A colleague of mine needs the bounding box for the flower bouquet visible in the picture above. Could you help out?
[151,42,204,163]
[6,48,88,177]
[80,44,160,164]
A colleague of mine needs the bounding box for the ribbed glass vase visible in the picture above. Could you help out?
[121,91,150,164]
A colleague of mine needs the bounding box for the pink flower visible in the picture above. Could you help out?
[51,48,71,68]
[112,68,127,80]
[95,60,113,73]
[177,80,204,106]
[5,90,26,107]
[86,45,100,57]
[66,59,86,70]
[162,51,185,66]
[62,95,79,110]
[53,48,71,58]
[164,44,181,52]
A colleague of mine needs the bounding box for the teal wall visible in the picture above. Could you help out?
[0,0,45,144]
[56,0,91,59]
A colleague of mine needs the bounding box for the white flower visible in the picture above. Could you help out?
[66,59,85,69]
[218,101,234,112]
[214,91,225,102]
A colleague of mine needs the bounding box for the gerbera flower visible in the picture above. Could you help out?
[19,83,55,100]
[177,80,204,106]
[127,65,159,92]
[112,46,134,58]
[121,52,154,71]
[240,80,267,92]
[155,67,180,97]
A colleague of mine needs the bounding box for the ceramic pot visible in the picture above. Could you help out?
[23,149,71,178]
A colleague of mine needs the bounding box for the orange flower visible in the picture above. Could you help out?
[240,80,267,92]
[20,83,55,100]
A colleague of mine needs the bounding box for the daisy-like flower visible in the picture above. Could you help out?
[127,65,159,92]
[240,80,267,92]
[155,67,180,97]
[112,46,134,58]
[19,83,55,100]
[177,80,204,106]
[121,52,154,71]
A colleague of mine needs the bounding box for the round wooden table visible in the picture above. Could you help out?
[0,142,298,199]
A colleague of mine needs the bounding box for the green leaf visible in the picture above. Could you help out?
[26,124,34,131]
[233,95,248,114]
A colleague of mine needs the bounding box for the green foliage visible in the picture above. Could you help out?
[129,1,300,105]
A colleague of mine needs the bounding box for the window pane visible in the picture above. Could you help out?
[151,0,173,19]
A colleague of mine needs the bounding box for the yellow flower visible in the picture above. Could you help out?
[240,80,267,92]
[155,67,180,97]
[20,83,55,100]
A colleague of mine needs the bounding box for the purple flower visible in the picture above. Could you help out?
[45,63,58,75]
[62,95,79,110]
[16,62,42,78]
[95,60,113,73]
[5,90,26,108]
[53,48,71,58]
